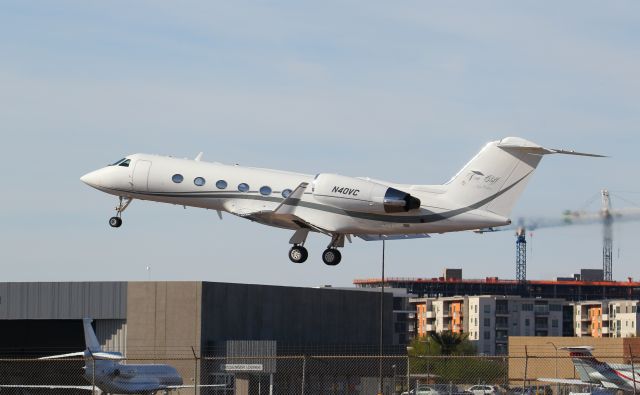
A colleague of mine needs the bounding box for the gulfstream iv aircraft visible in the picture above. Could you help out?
[539,347,640,392]
[0,319,223,394]
[80,137,602,265]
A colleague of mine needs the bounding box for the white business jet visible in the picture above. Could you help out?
[80,137,602,265]
[0,318,225,394]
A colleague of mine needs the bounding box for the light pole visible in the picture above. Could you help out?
[392,364,397,394]
[547,342,558,395]
[406,346,413,394]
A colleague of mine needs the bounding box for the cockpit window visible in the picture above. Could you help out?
[118,159,131,167]
[110,158,126,166]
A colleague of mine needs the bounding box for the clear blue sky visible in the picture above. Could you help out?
[1,1,639,286]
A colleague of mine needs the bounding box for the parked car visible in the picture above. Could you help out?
[433,384,466,395]
[401,386,441,395]
[467,385,504,395]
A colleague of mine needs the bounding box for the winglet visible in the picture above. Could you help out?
[195,152,204,161]
[274,182,309,215]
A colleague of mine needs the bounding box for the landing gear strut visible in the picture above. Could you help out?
[288,229,309,263]
[109,196,132,228]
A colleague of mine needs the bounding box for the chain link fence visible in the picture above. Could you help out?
[0,352,637,394]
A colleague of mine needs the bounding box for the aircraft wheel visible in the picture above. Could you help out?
[322,249,341,266]
[109,217,122,228]
[289,246,308,263]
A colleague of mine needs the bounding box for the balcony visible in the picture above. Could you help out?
[601,314,609,320]
[426,311,435,319]
[601,327,609,334]
[426,324,435,332]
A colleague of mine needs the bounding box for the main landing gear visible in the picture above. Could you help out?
[109,196,133,228]
[287,230,345,266]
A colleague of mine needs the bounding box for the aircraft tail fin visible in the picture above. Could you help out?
[444,137,603,218]
[83,318,102,353]
[560,346,601,383]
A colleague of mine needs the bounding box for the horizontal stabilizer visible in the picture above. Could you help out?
[497,138,606,157]
[357,233,431,241]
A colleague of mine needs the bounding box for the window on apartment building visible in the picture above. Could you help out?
[484,305,491,314]
[525,319,530,327]
[550,304,562,312]
[617,306,621,314]
[576,322,580,328]
[484,331,490,340]
[523,304,533,311]
[475,305,478,313]
[552,319,558,328]
[633,306,637,313]
[484,318,490,327]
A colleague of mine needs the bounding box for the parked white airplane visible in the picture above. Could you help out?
[539,346,640,392]
[80,137,602,265]
[0,318,224,394]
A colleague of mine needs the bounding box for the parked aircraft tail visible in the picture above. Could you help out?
[83,318,102,353]
[444,137,604,218]
[561,346,601,383]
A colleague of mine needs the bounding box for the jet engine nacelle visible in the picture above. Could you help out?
[312,173,421,214]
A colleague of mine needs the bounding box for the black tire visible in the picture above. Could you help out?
[322,249,342,266]
[289,246,308,263]
[109,217,122,228]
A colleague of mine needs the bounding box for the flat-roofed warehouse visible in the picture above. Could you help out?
[0,281,396,392]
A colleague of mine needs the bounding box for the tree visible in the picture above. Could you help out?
[429,331,469,356]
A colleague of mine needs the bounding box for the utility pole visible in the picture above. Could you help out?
[602,190,613,281]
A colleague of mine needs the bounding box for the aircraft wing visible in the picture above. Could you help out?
[225,182,333,234]
[537,378,591,385]
[357,233,431,241]
[0,384,94,390]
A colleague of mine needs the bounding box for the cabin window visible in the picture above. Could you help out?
[172,174,184,183]
[216,180,228,190]
[259,186,272,196]
[238,183,250,192]
[194,177,206,186]
[282,189,292,198]
[118,159,131,167]
[110,158,126,166]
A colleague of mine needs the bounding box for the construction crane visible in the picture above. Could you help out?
[477,189,640,282]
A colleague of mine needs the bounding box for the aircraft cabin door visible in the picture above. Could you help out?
[132,160,152,192]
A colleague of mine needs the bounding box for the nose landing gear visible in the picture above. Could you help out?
[109,196,132,228]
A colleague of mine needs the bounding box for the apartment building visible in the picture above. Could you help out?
[411,295,566,355]
[573,299,640,338]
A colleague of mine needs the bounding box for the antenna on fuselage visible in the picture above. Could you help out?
[195,152,204,161]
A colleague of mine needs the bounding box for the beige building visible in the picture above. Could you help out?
[572,299,640,338]
[412,295,566,355]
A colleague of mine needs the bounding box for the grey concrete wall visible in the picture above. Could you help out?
[0,282,126,319]
[126,282,202,384]
[200,282,394,351]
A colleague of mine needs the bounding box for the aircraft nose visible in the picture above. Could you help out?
[80,170,102,188]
